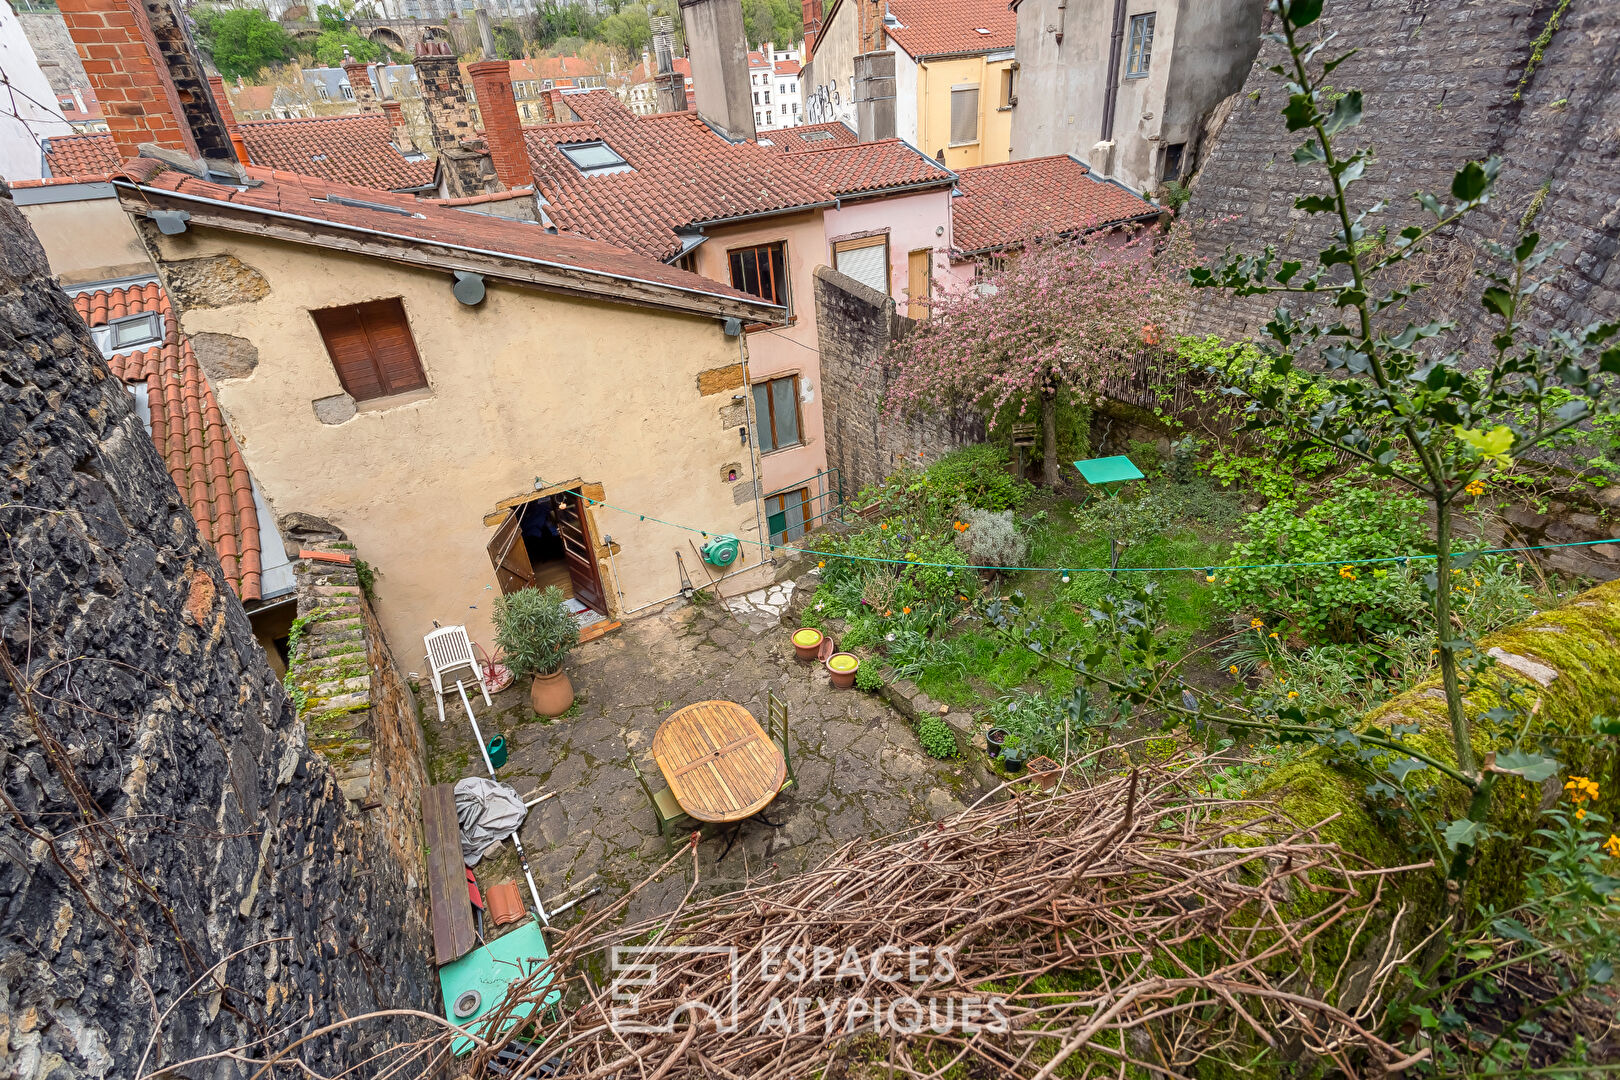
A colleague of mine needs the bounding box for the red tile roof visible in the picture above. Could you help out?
[884,0,1017,58]
[765,121,858,152]
[950,155,1158,254]
[524,91,834,259]
[42,132,120,177]
[788,138,953,197]
[238,114,434,191]
[774,59,801,76]
[71,279,264,601]
[109,158,780,318]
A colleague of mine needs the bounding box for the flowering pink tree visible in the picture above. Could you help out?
[886,229,1190,487]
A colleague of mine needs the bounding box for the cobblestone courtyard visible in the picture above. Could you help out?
[418,581,986,926]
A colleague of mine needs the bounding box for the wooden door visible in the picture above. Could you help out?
[487,509,535,595]
[554,493,606,613]
[907,249,932,319]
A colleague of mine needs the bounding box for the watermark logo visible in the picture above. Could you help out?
[608,944,1008,1036]
[609,945,743,1034]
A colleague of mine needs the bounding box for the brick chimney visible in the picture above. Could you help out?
[206,74,250,163]
[58,0,236,165]
[342,53,380,112]
[412,41,475,152]
[802,0,822,53]
[678,0,753,141]
[465,60,531,189]
[380,99,412,151]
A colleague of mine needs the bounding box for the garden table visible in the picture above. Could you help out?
[652,700,786,824]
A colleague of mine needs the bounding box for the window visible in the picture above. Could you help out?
[560,140,630,174]
[949,85,979,146]
[728,241,789,311]
[316,85,330,100]
[108,312,162,351]
[801,128,832,142]
[765,486,811,543]
[311,298,427,402]
[999,66,1016,108]
[833,234,890,295]
[340,83,354,100]
[1161,141,1185,182]
[764,91,771,103]
[753,375,802,453]
[1126,13,1155,78]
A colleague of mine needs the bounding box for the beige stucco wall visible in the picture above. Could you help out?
[20,192,153,284]
[689,210,832,518]
[144,225,773,656]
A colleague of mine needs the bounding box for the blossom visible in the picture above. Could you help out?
[1228,665,1240,676]
[1287,690,1299,699]
[902,606,911,615]
[1269,631,1279,639]
[1566,775,1600,804]
[880,523,888,530]
[1606,834,1620,858]
[1338,566,1358,581]
[1465,479,1486,497]
[1250,618,1265,629]
[817,561,825,568]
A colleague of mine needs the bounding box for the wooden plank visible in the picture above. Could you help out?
[481,477,584,528]
[423,783,476,966]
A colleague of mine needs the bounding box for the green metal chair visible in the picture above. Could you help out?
[765,690,796,793]
[628,752,699,846]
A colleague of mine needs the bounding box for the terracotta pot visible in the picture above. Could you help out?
[530,668,574,716]
[1026,755,1061,791]
[792,627,823,661]
[826,652,859,689]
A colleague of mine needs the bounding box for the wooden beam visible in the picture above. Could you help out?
[481,476,584,528]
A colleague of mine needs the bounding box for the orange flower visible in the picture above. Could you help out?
[1606,834,1620,858]
[902,606,911,615]
[883,609,892,617]
[880,523,888,530]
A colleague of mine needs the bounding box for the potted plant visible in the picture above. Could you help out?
[998,734,1031,772]
[985,726,1009,758]
[826,651,860,689]
[792,627,823,662]
[493,585,581,717]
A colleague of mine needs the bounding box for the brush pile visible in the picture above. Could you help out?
[467,757,1425,1079]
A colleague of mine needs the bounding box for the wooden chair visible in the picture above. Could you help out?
[765,690,796,793]
[629,752,699,846]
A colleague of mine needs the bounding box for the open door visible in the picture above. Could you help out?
[487,510,535,595]
[554,493,607,613]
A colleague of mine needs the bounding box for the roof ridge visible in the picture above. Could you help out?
[956,154,1086,175]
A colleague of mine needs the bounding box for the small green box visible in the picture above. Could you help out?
[438,918,560,1056]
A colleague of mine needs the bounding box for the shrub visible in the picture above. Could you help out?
[1215,478,1429,643]
[989,690,1067,760]
[854,663,884,693]
[916,716,957,759]
[492,585,579,680]
[855,444,1034,529]
[954,508,1027,569]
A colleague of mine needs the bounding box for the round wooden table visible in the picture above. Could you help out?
[651,700,787,823]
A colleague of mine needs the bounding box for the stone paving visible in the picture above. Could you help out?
[418,575,985,928]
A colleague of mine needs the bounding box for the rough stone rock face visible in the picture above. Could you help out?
[0,190,435,1077]
[155,252,272,310]
[1183,1,1620,347]
[190,331,260,380]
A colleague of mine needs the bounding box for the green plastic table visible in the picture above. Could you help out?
[1073,455,1146,486]
[439,917,561,1056]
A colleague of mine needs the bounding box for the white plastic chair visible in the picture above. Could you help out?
[424,625,490,725]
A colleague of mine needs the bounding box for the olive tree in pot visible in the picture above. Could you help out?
[493,586,581,717]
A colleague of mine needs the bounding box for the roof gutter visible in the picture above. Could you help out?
[953,209,1162,258]
[112,179,786,325]
[686,198,838,229]
[831,175,957,203]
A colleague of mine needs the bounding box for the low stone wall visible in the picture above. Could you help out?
[814,266,984,499]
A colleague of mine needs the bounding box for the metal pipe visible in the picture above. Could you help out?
[738,331,771,567]
[1099,0,1129,144]
[458,680,496,775]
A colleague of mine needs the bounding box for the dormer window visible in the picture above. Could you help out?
[560,140,631,175]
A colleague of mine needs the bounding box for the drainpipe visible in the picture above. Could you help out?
[737,331,771,569]
[1052,0,1067,45]
[1099,0,1128,143]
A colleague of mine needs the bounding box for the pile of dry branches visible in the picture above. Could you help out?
[463,757,1427,1079]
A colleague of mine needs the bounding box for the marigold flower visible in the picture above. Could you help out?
[880,523,888,530]
[1466,479,1486,497]
[1606,834,1620,858]
[883,609,892,617]
[1269,631,1279,639]
[1287,691,1299,699]
[1228,665,1240,676]
[902,606,911,614]
[818,561,826,568]
[1250,618,1265,629]
[1577,808,1587,820]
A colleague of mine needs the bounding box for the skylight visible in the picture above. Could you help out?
[560,140,631,175]
[974,27,990,34]
[801,130,834,142]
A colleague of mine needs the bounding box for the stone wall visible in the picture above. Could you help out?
[814,266,985,499]
[0,190,436,1079]
[1182,1,1620,347]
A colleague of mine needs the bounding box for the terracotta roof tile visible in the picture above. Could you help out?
[884,0,1016,58]
[766,120,858,152]
[109,160,776,312]
[42,132,121,177]
[72,280,264,601]
[238,114,434,191]
[787,138,953,197]
[524,91,835,259]
[951,155,1157,254]
[774,59,801,76]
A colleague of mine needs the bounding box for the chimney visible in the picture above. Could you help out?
[678,0,754,141]
[853,51,895,141]
[412,41,475,152]
[380,99,412,150]
[342,53,380,112]
[58,0,236,165]
[465,59,531,189]
[206,74,251,163]
[858,0,883,53]
[651,16,686,114]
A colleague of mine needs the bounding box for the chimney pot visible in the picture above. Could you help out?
[465,59,532,190]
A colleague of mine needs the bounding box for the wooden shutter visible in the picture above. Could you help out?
[312,298,426,402]
[907,249,932,319]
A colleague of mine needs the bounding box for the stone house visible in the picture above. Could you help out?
[800,0,1017,167]
[107,156,784,652]
[1008,0,1262,196]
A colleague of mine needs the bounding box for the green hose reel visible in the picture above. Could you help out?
[700,534,741,568]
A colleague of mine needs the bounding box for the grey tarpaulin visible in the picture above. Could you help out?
[454,777,527,867]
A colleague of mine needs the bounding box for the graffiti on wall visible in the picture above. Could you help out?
[804,79,850,126]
